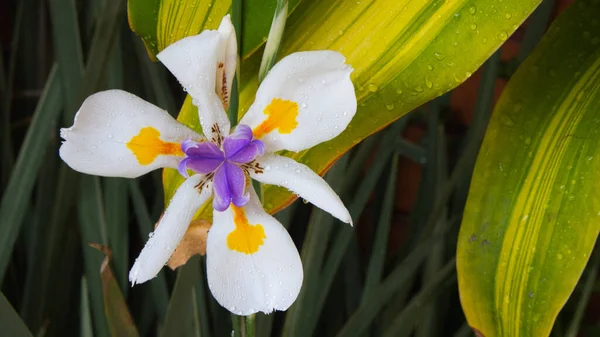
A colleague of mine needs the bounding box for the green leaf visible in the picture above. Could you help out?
[241,0,543,214]
[0,66,63,282]
[78,176,110,337]
[258,0,288,82]
[456,1,600,336]
[0,292,33,337]
[160,256,202,337]
[129,180,170,320]
[128,0,301,59]
[335,236,445,337]
[128,0,231,59]
[162,0,542,214]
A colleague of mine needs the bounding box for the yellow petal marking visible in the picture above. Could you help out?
[126,127,183,165]
[227,205,266,254]
[253,98,298,139]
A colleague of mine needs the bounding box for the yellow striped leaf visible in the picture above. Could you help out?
[129,0,542,216]
[240,0,542,213]
[128,0,301,59]
[457,1,600,336]
[128,0,230,59]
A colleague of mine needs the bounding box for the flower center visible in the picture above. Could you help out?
[177,124,265,211]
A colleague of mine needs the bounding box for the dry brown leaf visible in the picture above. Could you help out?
[161,218,212,270]
[89,243,139,337]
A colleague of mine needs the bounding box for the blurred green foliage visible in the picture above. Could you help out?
[0,0,599,336]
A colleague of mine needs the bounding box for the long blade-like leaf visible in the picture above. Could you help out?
[0,66,62,282]
[161,0,543,216]
[0,292,33,337]
[457,1,600,336]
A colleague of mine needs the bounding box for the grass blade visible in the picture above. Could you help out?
[335,236,443,337]
[517,0,556,63]
[282,155,350,336]
[48,0,84,113]
[20,142,60,330]
[78,175,110,337]
[0,292,33,337]
[362,153,399,299]
[81,0,127,100]
[129,180,169,320]
[104,37,129,294]
[1,0,28,187]
[0,66,63,282]
[229,0,242,126]
[160,257,202,337]
[382,258,457,337]
[81,277,94,337]
[103,177,129,294]
[258,0,288,83]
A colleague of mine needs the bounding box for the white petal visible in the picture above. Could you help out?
[251,154,352,224]
[157,30,231,139]
[216,14,237,110]
[240,51,356,152]
[59,90,200,178]
[207,187,303,315]
[129,175,213,285]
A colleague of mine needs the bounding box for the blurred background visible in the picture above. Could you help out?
[1,0,599,336]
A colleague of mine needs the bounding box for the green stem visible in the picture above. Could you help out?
[245,314,256,337]
[229,0,242,127]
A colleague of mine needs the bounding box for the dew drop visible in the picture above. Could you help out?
[107,134,113,139]
[367,83,378,92]
[395,88,403,95]
[498,31,508,41]
[385,103,395,110]
[482,37,488,44]
[414,86,424,93]
[468,5,476,14]
[433,52,444,60]
[469,23,477,30]
[425,77,433,89]
[265,165,271,172]
[504,13,512,19]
